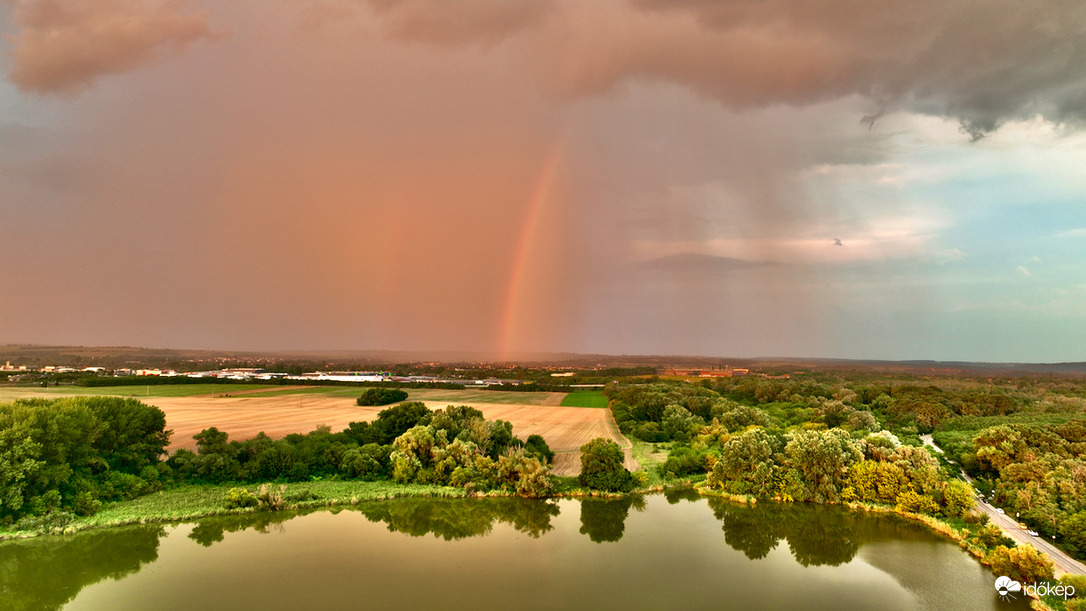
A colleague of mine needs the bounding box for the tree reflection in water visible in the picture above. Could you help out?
[189,510,298,546]
[188,497,563,545]
[578,496,646,543]
[663,487,702,504]
[0,493,950,611]
[0,524,165,611]
[707,498,866,566]
[354,497,561,540]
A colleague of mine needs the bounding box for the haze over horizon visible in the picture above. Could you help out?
[2,1,1086,363]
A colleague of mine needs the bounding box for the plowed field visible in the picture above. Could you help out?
[142,394,635,476]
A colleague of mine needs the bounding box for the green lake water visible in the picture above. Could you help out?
[0,491,1031,610]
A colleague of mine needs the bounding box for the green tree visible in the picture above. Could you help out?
[986,545,1054,584]
[661,404,701,441]
[942,479,975,517]
[82,397,170,473]
[1060,511,1086,557]
[356,388,408,406]
[716,405,770,432]
[710,428,777,496]
[785,429,863,503]
[578,438,635,492]
[523,434,554,464]
[191,427,240,482]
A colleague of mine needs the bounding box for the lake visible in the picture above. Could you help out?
[1,491,1028,610]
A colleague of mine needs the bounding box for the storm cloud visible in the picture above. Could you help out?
[1,0,1084,361]
[4,0,217,94]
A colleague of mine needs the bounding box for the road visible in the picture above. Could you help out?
[922,434,1086,576]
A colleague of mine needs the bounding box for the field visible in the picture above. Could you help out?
[1,385,635,477]
[0,383,284,398]
[559,391,609,407]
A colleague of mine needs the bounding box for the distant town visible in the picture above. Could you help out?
[1,361,537,387]
[1,359,778,388]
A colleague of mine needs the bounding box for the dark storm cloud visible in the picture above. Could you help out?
[621,0,1086,138]
[4,0,217,95]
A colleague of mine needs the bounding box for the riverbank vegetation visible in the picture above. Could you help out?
[5,369,1086,583]
[0,396,556,537]
[601,372,1086,576]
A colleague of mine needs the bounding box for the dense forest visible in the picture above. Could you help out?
[605,371,1086,563]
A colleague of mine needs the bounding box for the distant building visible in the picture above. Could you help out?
[662,367,751,378]
[301,371,391,383]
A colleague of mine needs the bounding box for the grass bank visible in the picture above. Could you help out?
[0,480,466,540]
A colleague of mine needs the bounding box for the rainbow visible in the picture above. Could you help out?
[497,137,566,359]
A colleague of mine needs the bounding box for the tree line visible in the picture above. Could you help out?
[0,397,559,529]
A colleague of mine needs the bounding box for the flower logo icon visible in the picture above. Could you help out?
[995,576,1022,600]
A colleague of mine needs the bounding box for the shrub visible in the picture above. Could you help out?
[632,422,668,443]
[357,388,409,406]
[523,434,555,465]
[661,445,709,477]
[895,490,939,515]
[972,523,1015,549]
[224,487,259,509]
[72,492,101,517]
[256,484,287,511]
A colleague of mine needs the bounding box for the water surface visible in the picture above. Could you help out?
[0,492,1028,610]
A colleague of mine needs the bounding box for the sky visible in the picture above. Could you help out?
[1,0,1085,363]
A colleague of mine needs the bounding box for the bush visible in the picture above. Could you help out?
[224,487,259,509]
[357,388,409,406]
[972,523,1014,549]
[256,484,287,511]
[895,490,939,515]
[72,492,101,517]
[523,434,555,465]
[632,422,668,443]
[660,445,709,477]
